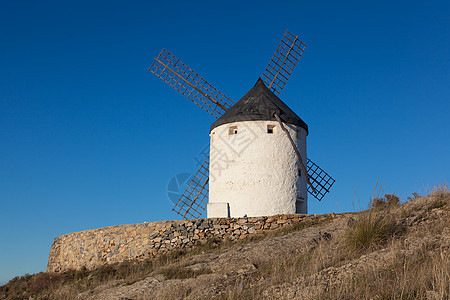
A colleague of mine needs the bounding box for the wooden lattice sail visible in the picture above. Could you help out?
[307,158,335,201]
[150,31,334,219]
[172,156,209,219]
[262,31,307,96]
[149,49,234,118]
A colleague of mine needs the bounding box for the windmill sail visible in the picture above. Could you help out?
[262,31,306,96]
[172,156,210,219]
[149,49,234,218]
[306,158,335,201]
[149,49,235,118]
[152,31,334,219]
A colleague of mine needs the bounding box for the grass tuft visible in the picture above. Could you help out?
[345,209,400,251]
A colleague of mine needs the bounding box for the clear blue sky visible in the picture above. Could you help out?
[0,0,448,284]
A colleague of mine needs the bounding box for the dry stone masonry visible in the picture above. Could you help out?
[47,214,324,272]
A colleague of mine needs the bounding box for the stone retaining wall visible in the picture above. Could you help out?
[47,214,326,272]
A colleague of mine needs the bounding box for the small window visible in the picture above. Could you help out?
[296,129,301,139]
[229,126,237,135]
[296,196,305,203]
[267,125,275,134]
[298,168,301,177]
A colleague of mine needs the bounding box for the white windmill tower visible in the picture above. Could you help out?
[149,31,335,219]
[208,78,309,217]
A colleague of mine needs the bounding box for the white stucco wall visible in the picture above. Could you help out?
[208,120,307,218]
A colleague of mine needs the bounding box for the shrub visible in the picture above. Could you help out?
[371,197,385,209]
[371,194,400,209]
[384,193,400,206]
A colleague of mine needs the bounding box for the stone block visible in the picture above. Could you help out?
[207,202,230,218]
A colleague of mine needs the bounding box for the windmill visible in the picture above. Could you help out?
[149,31,335,219]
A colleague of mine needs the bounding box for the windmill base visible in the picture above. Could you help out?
[207,202,230,218]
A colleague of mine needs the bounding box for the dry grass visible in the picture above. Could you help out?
[0,250,188,299]
[0,214,333,299]
[321,246,449,299]
[344,209,402,251]
[216,185,449,300]
[1,186,448,299]
[151,186,449,300]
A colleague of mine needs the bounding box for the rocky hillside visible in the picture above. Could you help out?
[1,187,448,299]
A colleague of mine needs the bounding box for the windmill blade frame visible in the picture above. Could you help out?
[262,31,307,96]
[152,31,334,219]
[172,155,210,219]
[306,158,335,201]
[149,49,235,118]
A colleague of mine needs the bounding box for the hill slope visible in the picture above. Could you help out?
[1,188,448,299]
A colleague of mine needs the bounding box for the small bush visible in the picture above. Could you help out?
[385,194,400,206]
[371,193,400,209]
[371,197,385,209]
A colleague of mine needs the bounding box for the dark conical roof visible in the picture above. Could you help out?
[210,78,308,133]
